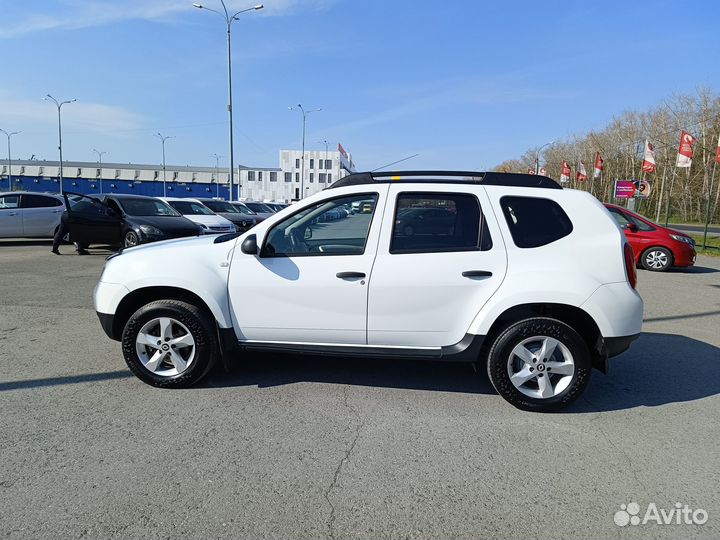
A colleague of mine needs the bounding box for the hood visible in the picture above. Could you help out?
[126,214,200,233]
[119,232,223,255]
[215,212,255,226]
[665,227,690,238]
[181,214,235,228]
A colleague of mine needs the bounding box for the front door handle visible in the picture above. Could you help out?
[462,270,493,278]
[336,271,366,279]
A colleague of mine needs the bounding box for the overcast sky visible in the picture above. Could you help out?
[1,0,719,171]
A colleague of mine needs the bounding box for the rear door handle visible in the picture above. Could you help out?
[7,212,18,216]
[462,270,493,278]
[336,271,366,279]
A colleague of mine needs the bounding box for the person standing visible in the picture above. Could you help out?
[51,210,88,255]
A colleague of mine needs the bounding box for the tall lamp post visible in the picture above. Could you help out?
[318,139,328,172]
[193,2,264,201]
[289,104,321,199]
[211,153,222,198]
[43,95,76,194]
[93,148,107,194]
[0,129,20,191]
[535,140,554,174]
[155,133,174,197]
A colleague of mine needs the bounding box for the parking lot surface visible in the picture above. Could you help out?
[1,241,719,539]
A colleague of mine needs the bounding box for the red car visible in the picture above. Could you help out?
[604,203,696,272]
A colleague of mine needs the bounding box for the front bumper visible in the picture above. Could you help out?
[673,242,696,267]
[97,312,117,340]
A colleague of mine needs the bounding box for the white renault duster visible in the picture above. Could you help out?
[94,171,643,411]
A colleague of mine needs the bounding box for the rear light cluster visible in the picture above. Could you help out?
[623,243,637,289]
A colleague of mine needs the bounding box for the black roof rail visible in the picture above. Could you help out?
[327,170,562,190]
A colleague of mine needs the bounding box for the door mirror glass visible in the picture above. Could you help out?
[304,227,313,240]
[626,222,638,233]
[241,234,258,255]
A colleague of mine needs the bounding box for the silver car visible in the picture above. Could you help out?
[0,191,65,238]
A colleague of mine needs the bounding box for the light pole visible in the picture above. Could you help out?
[0,129,20,191]
[318,139,328,172]
[155,133,174,197]
[211,153,222,198]
[43,95,76,194]
[93,148,107,194]
[535,140,554,174]
[289,104,321,198]
[193,2,263,201]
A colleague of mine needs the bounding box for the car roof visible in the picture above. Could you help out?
[0,191,62,198]
[328,171,562,190]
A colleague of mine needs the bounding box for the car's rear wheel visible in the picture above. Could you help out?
[486,317,591,412]
[641,247,672,272]
[124,230,139,248]
[121,299,217,388]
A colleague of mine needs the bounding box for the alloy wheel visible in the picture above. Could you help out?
[506,335,575,399]
[645,250,668,270]
[135,317,196,377]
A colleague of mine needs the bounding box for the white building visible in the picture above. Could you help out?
[3,147,355,203]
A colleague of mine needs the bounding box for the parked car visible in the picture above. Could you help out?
[264,202,288,212]
[604,203,696,272]
[242,201,276,221]
[195,198,257,231]
[0,191,65,239]
[63,193,202,248]
[94,171,643,412]
[160,197,235,234]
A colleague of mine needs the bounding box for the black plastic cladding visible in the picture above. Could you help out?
[327,171,562,190]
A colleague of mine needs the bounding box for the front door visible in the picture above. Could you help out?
[367,186,507,348]
[228,188,387,344]
[0,194,22,237]
[63,193,122,246]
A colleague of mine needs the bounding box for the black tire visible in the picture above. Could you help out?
[641,246,673,272]
[486,317,591,412]
[124,230,139,248]
[121,299,218,388]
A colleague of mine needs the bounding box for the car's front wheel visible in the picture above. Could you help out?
[641,247,672,272]
[123,230,140,248]
[121,299,218,388]
[486,317,591,412]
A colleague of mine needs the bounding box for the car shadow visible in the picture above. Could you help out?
[667,265,719,274]
[205,332,720,413]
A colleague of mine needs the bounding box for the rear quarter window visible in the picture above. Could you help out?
[500,196,573,248]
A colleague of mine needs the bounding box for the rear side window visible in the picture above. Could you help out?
[21,195,62,208]
[500,196,573,248]
[390,192,492,254]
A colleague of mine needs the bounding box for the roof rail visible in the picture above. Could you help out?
[327,170,562,190]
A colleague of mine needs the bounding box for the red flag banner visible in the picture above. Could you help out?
[560,160,571,183]
[593,152,604,179]
[576,161,587,181]
[337,143,348,159]
[642,140,656,173]
[676,130,696,168]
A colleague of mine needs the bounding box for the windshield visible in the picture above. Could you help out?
[117,198,180,217]
[232,203,256,215]
[168,200,214,216]
[246,202,273,213]
[203,200,240,214]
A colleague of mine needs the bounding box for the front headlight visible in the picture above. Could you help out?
[670,234,694,245]
[139,224,163,236]
[200,223,209,229]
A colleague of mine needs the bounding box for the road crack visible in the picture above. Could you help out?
[324,385,364,540]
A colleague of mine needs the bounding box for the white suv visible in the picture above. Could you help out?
[94,171,643,411]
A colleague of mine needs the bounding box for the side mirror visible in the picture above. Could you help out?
[626,223,638,233]
[304,227,313,240]
[241,234,258,255]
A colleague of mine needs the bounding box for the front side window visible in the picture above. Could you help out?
[262,193,378,257]
[627,212,655,231]
[500,196,573,248]
[391,192,490,254]
[0,194,20,209]
[608,207,632,228]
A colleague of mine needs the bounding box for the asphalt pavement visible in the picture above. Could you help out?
[1,241,719,539]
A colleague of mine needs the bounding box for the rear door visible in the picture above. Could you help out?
[63,193,122,245]
[20,194,64,237]
[367,185,507,348]
[0,194,22,237]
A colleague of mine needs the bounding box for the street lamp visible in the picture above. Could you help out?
[193,2,263,201]
[211,153,222,198]
[155,133,174,197]
[93,148,107,194]
[289,104,321,198]
[0,129,20,191]
[318,139,328,172]
[535,140,554,174]
[43,94,76,194]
